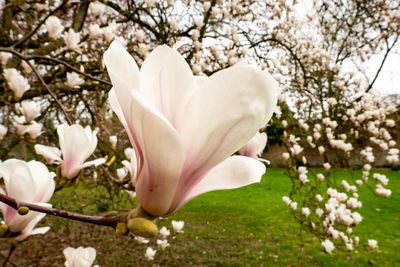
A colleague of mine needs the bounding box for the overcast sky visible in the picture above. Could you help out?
[294,0,400,96]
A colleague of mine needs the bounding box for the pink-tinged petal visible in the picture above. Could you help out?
[80,158,106,169]
[7,209,39,232]
[0,160,53,232]
[109,89,128,129]
[129,90,186,216]
[109,89,141,166]
[140,45,196,127]
[122,158,137,185]
[239,132,268,158]
[83,126,99,159]
[103,40,140,92]
[15,210,50,241]
[108,83,143,179]
[0,187,9,222]
[25,226,50,236]
[34,144,62,162]
[103,41,141,125]
[0,159,36,202]
[175,64,278,202]
[169,156,265,214]
[27,160,55,203]
[6,202,51,232]
[58,124,98,179]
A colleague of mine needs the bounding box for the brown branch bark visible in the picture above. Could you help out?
[0,193,121,229]
[13,0,69,48]
[0,48,72,125]
[30,55,112,86]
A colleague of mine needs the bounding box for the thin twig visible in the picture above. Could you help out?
[1,244,16,267]
[12,0,69,48]
[0,252,20,267]
[0,48,72,125]
[0,193,121,228]
[365,35,399,93]
[31,55,112,86]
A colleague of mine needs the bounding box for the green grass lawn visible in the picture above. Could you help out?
[1,169,399,266]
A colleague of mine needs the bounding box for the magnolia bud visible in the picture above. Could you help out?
[127,218,158,238]
[18,206,30,215]
[109,135,118,149]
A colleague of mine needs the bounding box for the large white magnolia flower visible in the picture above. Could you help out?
[35,124,105,179]
[0,159,54,236]
[104,40,278,216]
[63,246,98,267]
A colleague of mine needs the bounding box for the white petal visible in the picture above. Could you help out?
[15,211,49,241]
[104,41,141,124]
[109,89,138,150]
[8,203,51,233]
[107,77,143,175]
[140,45,196,127]
[129,90,186,216]
[175,64,278,202]
[0,159,36,202]
[34,144,62,162]
[63,247,76,264]
[27,160,55,203]
[239,132,268,158]
[58,124,98,178]
[27,226,50,236]
[80,158,106,169]
[175,156,265,212]
[104,40,140,89]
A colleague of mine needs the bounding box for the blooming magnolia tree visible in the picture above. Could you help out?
[0,0,398,264]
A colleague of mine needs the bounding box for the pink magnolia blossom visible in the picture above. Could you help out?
[3,68,30,98]
[45,16,64,39]
[34,124,105,179]
[13,121,43,139]
[20,100,41,122]
[0,159,54,234]
[66,72,84,88]
[64,29,81,52]
[104,41,278,216]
